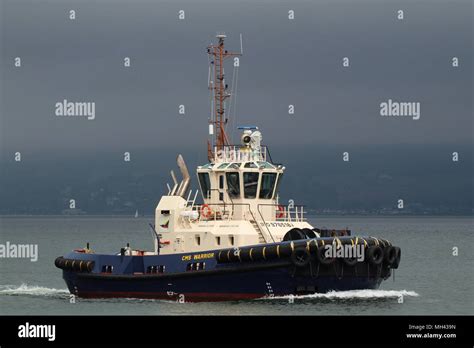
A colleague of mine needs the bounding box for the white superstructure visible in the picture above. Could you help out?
[153,34,315,254]
[154,127,315,255]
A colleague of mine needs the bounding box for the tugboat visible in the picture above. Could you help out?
[55,34,401,301]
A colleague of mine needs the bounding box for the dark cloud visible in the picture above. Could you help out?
[1,0,472,157]
[0,0,472,214]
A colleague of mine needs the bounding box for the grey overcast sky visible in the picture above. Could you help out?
[1,0,472,157]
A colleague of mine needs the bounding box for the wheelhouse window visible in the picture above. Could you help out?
[198,173,211,199]
[200,163,214,169]
[259,173,277,199]
[257,161,275,169]
[244,162,258,168]
[243,172,259,198]
[274,173,283,197]
[226,172,240,198]
[228,163,241,169]
[218,175,224,200]
[219,175,224,189]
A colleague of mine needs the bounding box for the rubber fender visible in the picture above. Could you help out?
[86,261,94,272]
[283,228,306,241]
[316,245,335,265]
[278,242,293,258]
[262,245,279,260]
[238,248,251,262]
[383,246,397,265]
[366,246,384,265]
[291,246,311,267]
[392,247,401,269]
[228,248,241,262]
[302,228,317,239]
[342,257,358,266]
[54,257,95,273]
[249,246,265,261]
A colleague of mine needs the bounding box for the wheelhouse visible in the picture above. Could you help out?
[197,158,284,203]
[195,141,286,222]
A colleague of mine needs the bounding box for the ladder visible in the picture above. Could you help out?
[250,220,266,243]
[186,190,199,209]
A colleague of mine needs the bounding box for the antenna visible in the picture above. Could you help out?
[206,33,242,162]
[240,33,243,55]
[207,65,211,88]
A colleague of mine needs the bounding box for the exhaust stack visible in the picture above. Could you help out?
[176,154,190,197]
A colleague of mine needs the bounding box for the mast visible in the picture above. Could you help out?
[206,33,242,162]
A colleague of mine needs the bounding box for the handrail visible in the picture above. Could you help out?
[205,188,228,216]
[214,145,268,163]
[184,201,273,243]
[247,208,274,243]
[191,202,249,221]
[257,202,307,223]
[187,200,306,222]
[255,205,276,243]
[263,145,279,165]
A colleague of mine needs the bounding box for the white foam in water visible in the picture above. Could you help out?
[0,285,419,302]
[0,284,69,298]
[259,289,419,301]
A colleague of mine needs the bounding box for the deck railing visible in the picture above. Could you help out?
[179,201,306,224]
[214,145,268,163]
[257,203,306,223]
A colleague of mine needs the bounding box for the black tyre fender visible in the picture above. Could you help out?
[283,228,307,241]
[86,261,95,272]
[366,245,383,265]
[54,257,63,268]
[342,257,358,266]
[383,246,397,265]
[316,245,335,265]
[392,247,401,269]
[291,247,311,267]
[302,228,317,239]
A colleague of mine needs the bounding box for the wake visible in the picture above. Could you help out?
[0,285,419,303]
[0,284,69,299]
[259,289,419,301]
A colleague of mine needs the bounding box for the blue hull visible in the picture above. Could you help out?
[63,268,383,301]
[57,243,389,301]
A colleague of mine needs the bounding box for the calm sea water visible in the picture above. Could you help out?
[0,216,472,315]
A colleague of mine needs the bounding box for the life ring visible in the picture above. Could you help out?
[200,204,213,219]
[276,205,285,219]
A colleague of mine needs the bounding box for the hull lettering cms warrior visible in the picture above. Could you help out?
[55,34,401,302]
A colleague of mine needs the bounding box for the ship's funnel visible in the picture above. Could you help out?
[176,154,190,197]
[170,170,178,195]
